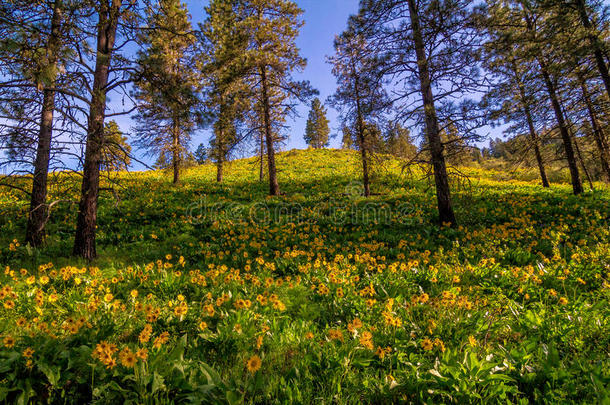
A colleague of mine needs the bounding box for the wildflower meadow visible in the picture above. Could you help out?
[0,149,608,403]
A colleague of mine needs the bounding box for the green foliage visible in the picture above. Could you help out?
[194,143,208,165]
[304,98,330,149]
[384,122,416,160]
[201,0,251,168]
[101,121,131,171]
[341,126,353,150]
[132,0,201,177]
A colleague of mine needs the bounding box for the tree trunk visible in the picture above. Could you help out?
[576,0,610,99]
[572,130,594,190]
[259,130,264,182]
[25,0,63,247]
[537,60,583,194]
[260,66,279,195]
[73,0,122,260]
[512,61,549,187]
[351,60,370,197]
[524,103,549,188]
[172,118,180,184]
[216,159,223,182]
[580,80,610,181]
[216,134,224,183]
[521,4,582,194]
[408,0,456,226]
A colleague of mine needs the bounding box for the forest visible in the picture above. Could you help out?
[0,0,609,403]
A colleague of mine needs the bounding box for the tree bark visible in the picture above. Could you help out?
[576,0,610,99]
[172,118,180,184]
[580,80,610,181]
[216,158,223,182]
[571,129,594,190]
[216,130,224,183]
[25,0,63,247]
[260,66,279,195]
[73,0,122,260]
[408,0,456,226]
[512,61,549,187]
[523,102,550,188]
[259,130,264,182]
[537,59,583,194]
[351,60,370,197]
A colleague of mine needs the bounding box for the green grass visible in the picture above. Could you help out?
[0,148,609,403]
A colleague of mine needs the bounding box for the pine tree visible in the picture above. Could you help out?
[543,0,610,99]
[201,0,250,183]
[544,4,610,182]
[210,111,238,182]
[483,0,583,194]
[341,126,354,149]
[479,13,551,187]
[101,120,131,171]
[577,75,610,181]
[73,0,127,259]
[27,0,63,247]
[404,0,451,219]
[0,0,75,246]
[132,0,200,184]
[385,122,416,160]
[357,0,484,225]
[194,143,208,164]
[441,123,475,166]
[236,0,316,195]
[328,23,388,197]
[304,98,330,148]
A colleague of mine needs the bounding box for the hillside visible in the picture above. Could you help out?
[0,149,609,403]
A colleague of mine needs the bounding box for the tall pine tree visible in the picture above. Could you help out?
[237,0,316,195]
[0,0,79,246]
[480,11,551,188]
[357,0,485,225]
[133,0,200,184]
[73,0,127,259]
[328,23,388,197]
[483,0,583,194]
[201,0,250,183]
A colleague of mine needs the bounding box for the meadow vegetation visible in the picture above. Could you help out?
[0,149,608,403]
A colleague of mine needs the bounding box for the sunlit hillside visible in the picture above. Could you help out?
[0,149,609,403]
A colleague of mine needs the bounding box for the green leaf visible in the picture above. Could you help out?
[226,390,241,405]
[38,362,61,386]
[151,372,166,394]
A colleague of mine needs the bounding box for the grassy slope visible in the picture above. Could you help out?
[0,148,609,403]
